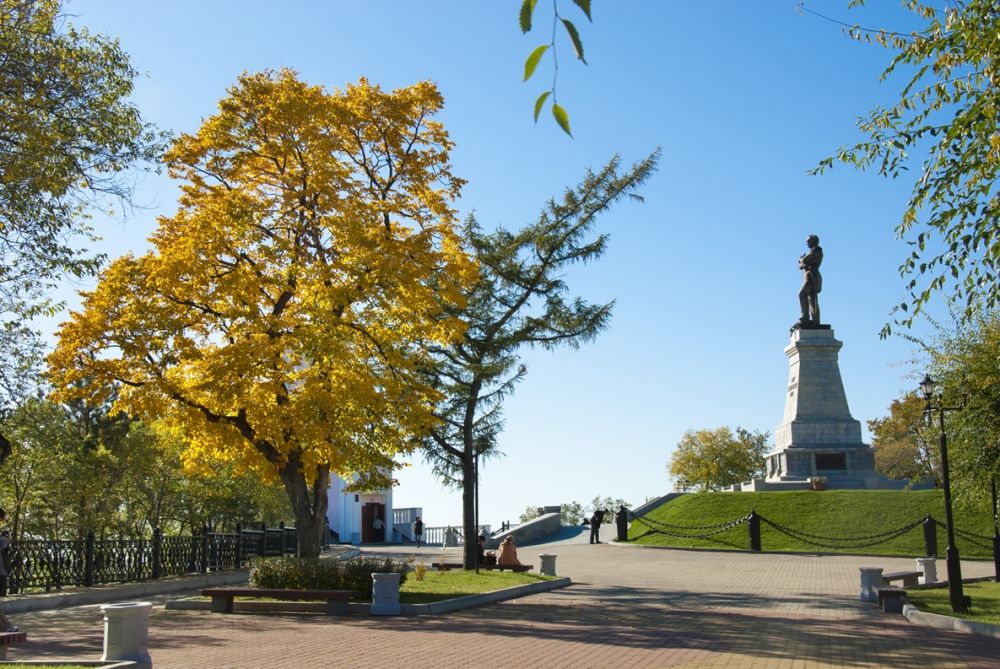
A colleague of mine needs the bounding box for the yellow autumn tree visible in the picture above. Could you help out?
[48,70,475,557]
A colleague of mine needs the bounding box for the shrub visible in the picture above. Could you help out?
[248,556,408,598]
[414,561,427,581]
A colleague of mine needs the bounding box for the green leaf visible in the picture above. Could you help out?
[572,0,593,21]
[519,0,538,33]
[524,44,548,81]
[552,103,572,136]
[533,91,551,123]
[561,19,586,63]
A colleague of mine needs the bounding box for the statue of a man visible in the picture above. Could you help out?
[798,234,823,326]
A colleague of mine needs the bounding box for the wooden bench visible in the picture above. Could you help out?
[882,570,921,587]
[874,585,906,613]
[0,631,27,660]
[433,562,533,572]
[201,588,353,615]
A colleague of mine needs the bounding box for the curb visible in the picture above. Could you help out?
[166,576,572,616]
[0,571,249,615]
[902,597,1000,640]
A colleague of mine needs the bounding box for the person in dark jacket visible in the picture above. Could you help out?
[412,517,424,548]
[589,508,607,544]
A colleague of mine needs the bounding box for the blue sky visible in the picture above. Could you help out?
[59,1,942,527]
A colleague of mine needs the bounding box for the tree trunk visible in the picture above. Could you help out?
[462,451,477,569]
[277,451,329,558]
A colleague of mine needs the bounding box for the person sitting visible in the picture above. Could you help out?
[496,535,522,567]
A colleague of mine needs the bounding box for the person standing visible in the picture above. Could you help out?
[372,515,384,543]
[412,516,424,548]
[589,508,607,544]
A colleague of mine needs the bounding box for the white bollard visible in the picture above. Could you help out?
[916,557,938,584]
[538,554,557,577]
[371,572,401,615]
[100,602,153,669]
[858,567,883,602]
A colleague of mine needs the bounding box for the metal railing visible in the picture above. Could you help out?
[2,523,298,595]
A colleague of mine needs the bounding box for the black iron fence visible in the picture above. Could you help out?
[2,523,299,595]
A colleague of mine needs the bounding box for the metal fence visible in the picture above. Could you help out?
[2,523,299,595]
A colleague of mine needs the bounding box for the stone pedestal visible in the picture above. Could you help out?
[538,554,557,577]
[859,567,883,602]
[916,557,938,584]
[101,601,153,669]
[371,572,401,615]
[759,328,903,490]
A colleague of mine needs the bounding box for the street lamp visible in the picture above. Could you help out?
[920,374,968,613]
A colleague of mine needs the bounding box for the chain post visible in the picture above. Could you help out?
[748,511,762,552]
[923,515,938,557]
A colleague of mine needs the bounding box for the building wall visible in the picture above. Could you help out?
[326,475,393,544]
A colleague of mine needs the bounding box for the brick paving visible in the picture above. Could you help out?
[7,542,1000,668]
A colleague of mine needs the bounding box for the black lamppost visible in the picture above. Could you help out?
[920,374,968,613]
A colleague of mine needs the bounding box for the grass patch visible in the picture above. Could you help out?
[907,580,1000,626]
[399,569,553,604]
[628,490,996,557]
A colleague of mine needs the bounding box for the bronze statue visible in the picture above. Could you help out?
[797,234,823,327]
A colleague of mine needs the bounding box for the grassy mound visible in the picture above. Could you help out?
[627,490,997,558]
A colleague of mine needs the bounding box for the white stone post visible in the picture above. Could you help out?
[858,567,883,602]
[100,602,153,669]
[371,572,401,615]
[538,554,557,577]
[916,557,938,584]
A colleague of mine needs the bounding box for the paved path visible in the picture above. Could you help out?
[7,542,999,668]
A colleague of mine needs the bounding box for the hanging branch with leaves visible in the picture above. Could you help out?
[520,0,591,136]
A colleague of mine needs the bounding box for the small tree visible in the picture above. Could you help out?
[422,152,659,568]
[668,426,769,491]
[868,392,939,486]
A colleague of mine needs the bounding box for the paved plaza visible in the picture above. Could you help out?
[6,534,1000,668]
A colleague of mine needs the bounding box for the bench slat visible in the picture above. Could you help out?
[200,588,354,615]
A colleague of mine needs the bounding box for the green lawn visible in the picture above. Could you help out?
[906,580,1000,626]
[399,569,553,604]
[627,490,997,557]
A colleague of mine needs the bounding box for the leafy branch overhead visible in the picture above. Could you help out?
[805,0,1000,336]
[520,0,592,136]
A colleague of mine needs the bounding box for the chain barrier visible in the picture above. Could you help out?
[759,516,924,550]
[633,514,749,540]
[950,526,995,551]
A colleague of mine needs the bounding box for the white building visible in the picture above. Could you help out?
[326,475,393,545]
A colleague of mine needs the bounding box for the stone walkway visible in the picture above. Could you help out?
[7,542,999,668]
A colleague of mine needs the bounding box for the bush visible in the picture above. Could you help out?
[248,556,408,598]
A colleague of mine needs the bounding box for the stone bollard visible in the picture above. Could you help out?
[538,554,557,577]
[858,567,883,602]
[100,602,153,669]
[916,556,938,584]
[371,572,401,615]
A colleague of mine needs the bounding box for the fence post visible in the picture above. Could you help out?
[201,523,210,573]
[84,531,95,587]
[152,527,162,579]
[923,515,938,557]
[748,511,762,552]
[235,522,243,568]
[279,521,286,555]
